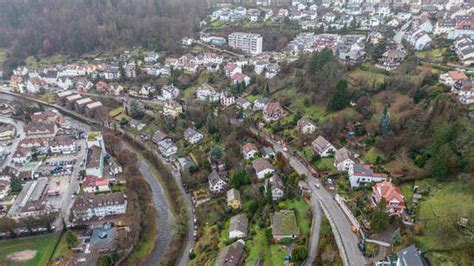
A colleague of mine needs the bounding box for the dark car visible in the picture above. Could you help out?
[357,242,366,253]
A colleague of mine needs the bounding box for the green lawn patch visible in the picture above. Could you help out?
[51,232,72,262]
[0,233,61,266]
[413,178,474,265]
[282,198,311,236]
[245,226,271,265]
[270,244,289,265]
[109,107,125,118]
[362,147,384,164]
[315,157,336,172]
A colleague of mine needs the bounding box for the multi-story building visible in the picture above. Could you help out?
[228,32,263,55]
[71,192,127,222]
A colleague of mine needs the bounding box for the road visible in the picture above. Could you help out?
[305,196,322,266]
[248,126,368,266]
[0,117,25,169]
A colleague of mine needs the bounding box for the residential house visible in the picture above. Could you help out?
[252,158,275,180]
[224,63,242,77]
[227,188,241,209]
[271,210,300,241]
[158,139,178,158]
[297,118,316,134]
[242,143,259,160]
[229,214,248,239]
[75,98,93,114]
[144,52,159,63]
[267,174,285,201]
[108,82,124,96]
[396,245,429,266]
[220,91,236,107]
[334,147,355,172]
[96,81,108,93]
[348,164,387,188]
[215,240,245,266]
[196,83,220,102]
[208,170,227,193]
[162,101,183,117]
[312,136,336,157]
[26,77,46,93]
[160,84,180,100]
[372,180,406,216]
[439,71,468,86]
[452,78,474,104]
[231,73,251,86]
[82,175,111,193]
[263,102,285,122]
[184,127,203,144]
[405,28,432,51]
[262,146,275,159]
[235,97,252,110]
[377,46,406,70]
[253,98,269,110]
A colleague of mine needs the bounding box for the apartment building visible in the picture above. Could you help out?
[228,32,263,55]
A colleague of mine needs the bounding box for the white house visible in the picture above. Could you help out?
[348,164,387,188]
[312,136,336,157]
[184,128,203,144]
[220,91,236,107]
[229,214,248,239]
[252,158,275,180]
[208,170,227,193]
[439,71,468,86]
[268,174,285,201]
[158,139,178,158]
[196,83,220,102]
[334,147,355,172]
[297,118,316,134]
[160,84,180,100]
[242,143,259,160]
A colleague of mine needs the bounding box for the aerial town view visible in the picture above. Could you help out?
[0,0,473,265]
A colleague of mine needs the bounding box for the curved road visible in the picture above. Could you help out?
[248,125,368,266]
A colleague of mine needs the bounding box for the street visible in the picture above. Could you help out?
[0,117,25,169]
[249,125,368,266]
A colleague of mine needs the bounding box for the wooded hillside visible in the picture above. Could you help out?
[0,0,210,63]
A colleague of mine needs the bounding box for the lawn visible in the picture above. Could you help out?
[245,226,289,266]
[412,179,474,265]
[315,157,336,172]
[348,68,387,87]
[51,232,72,263]
[362,147,384,164]
[282,198,311,236]
[0,233,61,266]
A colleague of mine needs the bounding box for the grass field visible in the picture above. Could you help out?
[412,179,474,265]
[0,233,61,266]
[51,232,71,263]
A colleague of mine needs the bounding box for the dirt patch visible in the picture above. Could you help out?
[6,249,37,262]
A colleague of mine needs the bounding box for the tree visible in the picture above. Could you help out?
[230,170,251,188]
[66,230,78,248]
[371,199,389,233]
[379,105,391,135]
[327,79,351,111]
[390,228,401,247]
[292,245,309,263]
[129,100,143,119]
[210,145,223,162]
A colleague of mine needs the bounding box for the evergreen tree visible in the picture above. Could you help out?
[371,199,389,233]
[129,100,143,119]
[379,105,391,135]
[327,79,351,111]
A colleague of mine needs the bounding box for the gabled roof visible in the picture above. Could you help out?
[252,158,273,173]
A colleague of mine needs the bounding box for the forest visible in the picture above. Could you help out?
[0,0,211,67]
